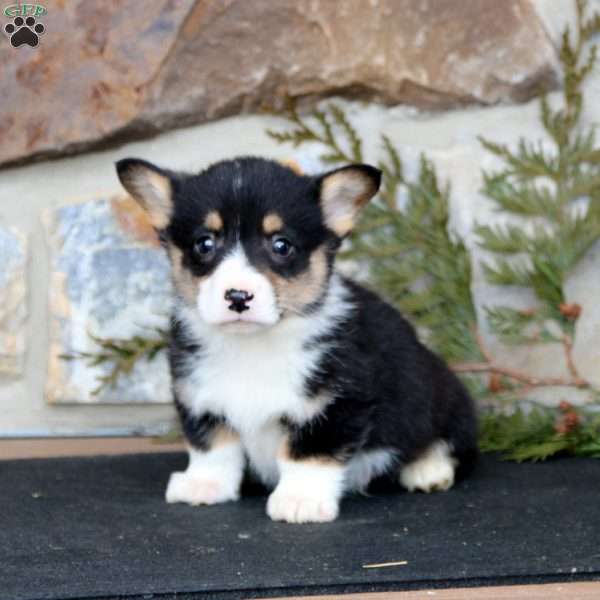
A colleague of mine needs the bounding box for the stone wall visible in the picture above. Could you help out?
[1,0,558,168]
[0,0,597,436]
[44,197,173,404]
[0,227,27,376]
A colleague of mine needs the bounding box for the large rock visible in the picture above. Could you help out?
[44,196,173,404]
[0,0,558,167]
[0,227,27,376]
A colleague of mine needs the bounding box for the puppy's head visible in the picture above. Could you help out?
[116,157,380,333]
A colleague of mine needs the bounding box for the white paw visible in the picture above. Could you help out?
[266,489,339,523]
[165,470,239,506]
[400,440,456,493]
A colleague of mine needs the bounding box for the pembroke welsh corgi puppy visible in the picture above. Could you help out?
[117,156,477,523]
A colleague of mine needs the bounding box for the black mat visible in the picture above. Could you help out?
[2,453,599,600]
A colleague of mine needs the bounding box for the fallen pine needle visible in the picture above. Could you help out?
[362,560,408,569]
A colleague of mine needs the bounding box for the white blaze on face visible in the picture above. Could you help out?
[197,246,280,327]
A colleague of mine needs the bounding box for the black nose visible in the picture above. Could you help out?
[225,289,254,313]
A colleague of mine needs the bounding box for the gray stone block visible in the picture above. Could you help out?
[44,197,173,404]
[0,226,27,376]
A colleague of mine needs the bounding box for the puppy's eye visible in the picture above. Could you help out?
[271,236,294,258]
[193,235,216,260]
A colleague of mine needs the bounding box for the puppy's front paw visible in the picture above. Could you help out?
[166,470,239,506]
[266,489,339,523]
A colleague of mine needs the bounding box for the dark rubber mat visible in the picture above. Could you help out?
[1,453,599,600]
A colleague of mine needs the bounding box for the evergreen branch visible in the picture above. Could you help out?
[377,134,404,210]
[559,129,599,167]
[452,361,587,389]
[474,223,531,254]
[266,100,361,164]
[452,326,590,390]
[330,104,363,162]
[61,330,169,396]
[479,138,559,180]
[477,0,600,406]
[559,170,600,202]
[562,334,588,387]
[482,173,559,217]
[479,404,600,461]
[485,306,542,344]
[313,109,352,163]
[382,135,403,180]
[481,258,532,287]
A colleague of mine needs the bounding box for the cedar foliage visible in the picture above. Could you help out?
[480,402,600,461]
[61,331,167,396]
[477,0,600,352]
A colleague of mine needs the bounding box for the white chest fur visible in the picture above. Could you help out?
[185,319,321,431]
[176,276,352,485]
[181,319,322,484]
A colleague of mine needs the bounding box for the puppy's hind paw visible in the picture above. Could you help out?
[165,470,239,506]
[400,440,456,493]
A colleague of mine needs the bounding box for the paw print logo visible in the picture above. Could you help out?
[4,15,45,48]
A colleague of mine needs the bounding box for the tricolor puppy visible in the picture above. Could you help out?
[116,157,477,523]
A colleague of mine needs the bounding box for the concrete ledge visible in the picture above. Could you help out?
[0,436,184,460]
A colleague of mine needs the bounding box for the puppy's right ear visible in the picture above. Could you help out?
[116,158,173,229]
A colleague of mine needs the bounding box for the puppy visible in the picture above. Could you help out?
[116,156,477,523]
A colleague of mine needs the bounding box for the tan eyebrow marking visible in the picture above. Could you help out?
[280,159,304,175]
[204,210,223,231]
[263,213,283,235]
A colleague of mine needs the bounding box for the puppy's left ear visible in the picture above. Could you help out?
[317,164,381,237]
[116,158,174,230]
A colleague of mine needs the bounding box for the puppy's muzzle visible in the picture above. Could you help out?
[225,288,254,313]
